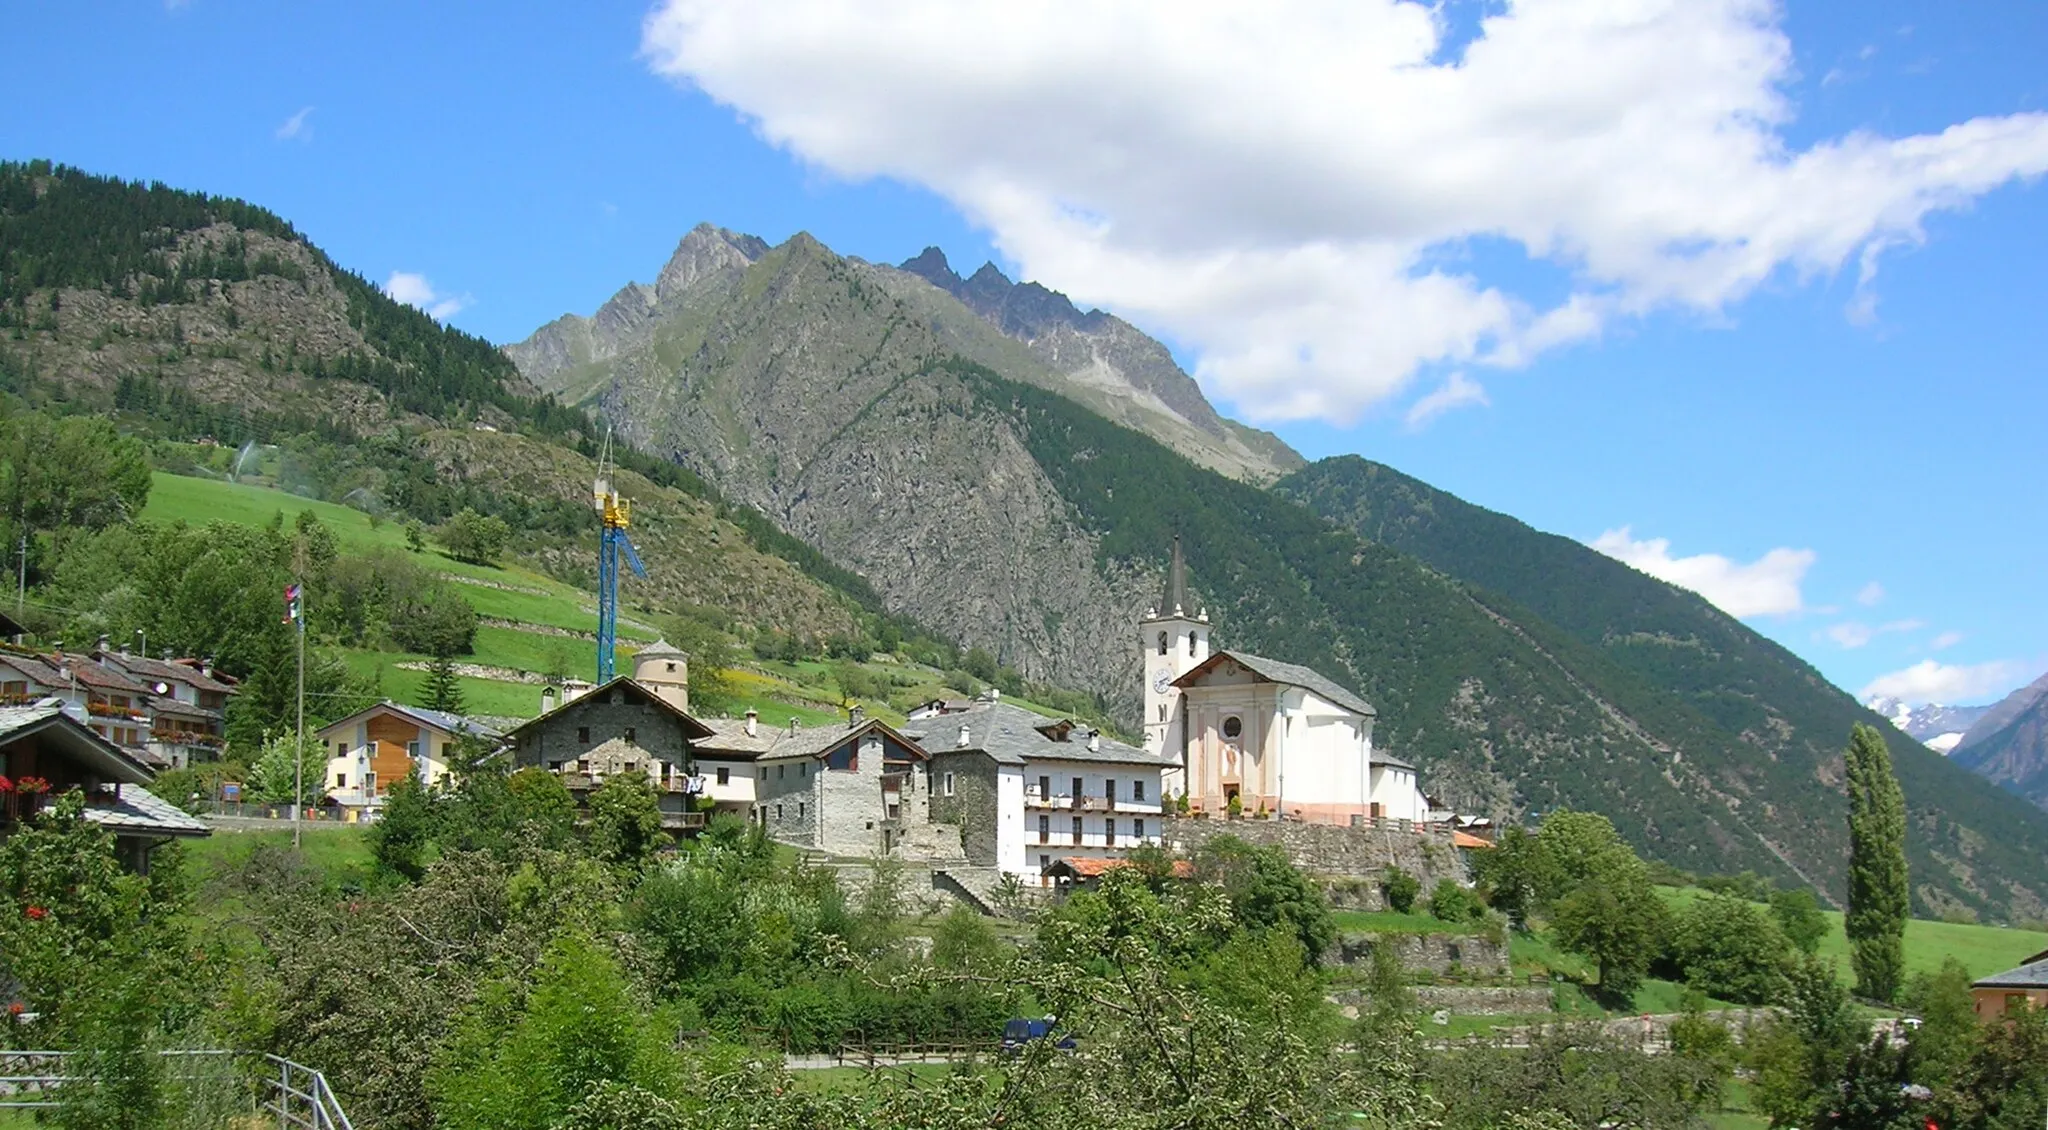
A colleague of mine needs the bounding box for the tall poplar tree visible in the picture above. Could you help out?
[1845,722,1908,1002]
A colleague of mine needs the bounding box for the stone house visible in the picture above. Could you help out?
[502,676,714,830]
[742,713,938,858]
[905,701,1167,883]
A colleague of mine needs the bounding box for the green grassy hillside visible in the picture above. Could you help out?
[1659,886,2048,983]
[143,471,1096,730]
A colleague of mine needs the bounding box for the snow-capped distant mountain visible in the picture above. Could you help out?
[1865,696,1992,755]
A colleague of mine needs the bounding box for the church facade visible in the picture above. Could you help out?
[1143,538,1429,826]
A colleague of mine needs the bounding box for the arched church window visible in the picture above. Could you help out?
[1222,716,1242,739]
[1158,704,1167,721]
[1187,631,1197,656]
[1157,631,1168,656]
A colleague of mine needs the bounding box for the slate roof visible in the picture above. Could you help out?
[900,702,1166,769]
[500,676,716,744]
[83,785,210,839]
[1175,650,1377,718]
[1376,752,1417,771]
[0,703,157,784]
[1973,959,2048,991]
[96,652,238,695]
[0,651,67,686]
[315,700,505,742]
[696,715,922,762]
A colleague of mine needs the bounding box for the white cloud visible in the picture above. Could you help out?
[642,0,2048,424]
[1590,527,1814,619]
[1404,372,1489,430]
[382,271,470,321]
[1855,581,1885,606]
[274,106,314,142]
[1931,630,1966,651]
[1823,618,1924,649]
[1859,659,2030,704]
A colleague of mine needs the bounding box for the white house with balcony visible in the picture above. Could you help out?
[906,699,1166,883]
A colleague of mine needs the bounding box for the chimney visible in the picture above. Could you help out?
[201,658,214,678]
[849,704,865,725]
[540,686,558,714]
[788,718,799,735]
[97,633,109,654]
[744,708,758,737]
[1088,730,1100,753]
[957,722,971,749]
[119,640,130,657]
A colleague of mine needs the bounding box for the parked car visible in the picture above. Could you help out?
[1000,1016,1075,1054]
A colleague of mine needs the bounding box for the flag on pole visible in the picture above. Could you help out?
[284,583,303,628]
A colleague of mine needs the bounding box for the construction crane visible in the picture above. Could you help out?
[593,429,647,683]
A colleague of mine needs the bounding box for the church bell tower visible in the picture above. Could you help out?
[1140,535,1208,780]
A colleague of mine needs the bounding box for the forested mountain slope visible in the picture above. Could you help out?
[1952,674,2048,809]
[517,227,2048,919]
[0,160,865,641]
[1275,455,2048,920]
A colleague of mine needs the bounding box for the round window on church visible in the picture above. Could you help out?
[1222,716,1242,739]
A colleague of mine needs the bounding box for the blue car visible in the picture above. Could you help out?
[1000,1017,1076,1053]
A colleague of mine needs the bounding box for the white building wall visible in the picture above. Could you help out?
[696,758,756,807]
[995,765,1027,875]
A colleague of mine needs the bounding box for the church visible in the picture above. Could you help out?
[1143,538,1428,826]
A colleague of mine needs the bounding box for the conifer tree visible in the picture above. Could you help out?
[1845,722,1908,1002]
[421,652,465,715]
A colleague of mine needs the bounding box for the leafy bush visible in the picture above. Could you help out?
[1670,893,1792,1004]
[1382,866,1421,914]
[1429,879,1480,922]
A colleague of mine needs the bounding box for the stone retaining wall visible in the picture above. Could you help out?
[1324,931,1508,976]
[1411,986,1555,1015]
[1162,816,1466,901]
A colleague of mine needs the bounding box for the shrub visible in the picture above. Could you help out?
[1429,879,1479,922]
[1383,866,1421,914]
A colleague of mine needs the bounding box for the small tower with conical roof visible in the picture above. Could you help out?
[631,639,690,713]
[1139,535,1208,768]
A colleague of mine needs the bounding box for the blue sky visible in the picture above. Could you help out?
[5,1,2045,707]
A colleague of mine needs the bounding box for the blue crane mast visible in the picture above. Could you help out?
[593,430,646,683]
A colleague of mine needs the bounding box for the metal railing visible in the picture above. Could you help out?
[0,1049,351,1130]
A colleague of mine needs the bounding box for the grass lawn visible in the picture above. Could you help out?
[339,649,547,719]
[1333,908,1492,935]
[1659,886,2048,982]
[178,825,377,891]
[785,1063,989,1094]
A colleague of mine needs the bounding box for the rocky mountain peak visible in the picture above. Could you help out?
[900,246,957,286]
[655,223,769,303]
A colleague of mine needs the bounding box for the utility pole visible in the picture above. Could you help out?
[286,581,305,848]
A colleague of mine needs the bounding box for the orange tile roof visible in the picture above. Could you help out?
[1452,830,1495,849]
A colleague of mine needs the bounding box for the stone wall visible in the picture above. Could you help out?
[1161,815,1466,890]
[510,688,693,774]
[756,757,822,846]
[1411,986,1555,1015]
[929,750,1000,866]
[1325,932,1508,977]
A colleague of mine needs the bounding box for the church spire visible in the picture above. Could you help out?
[1164,534,1188,617]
